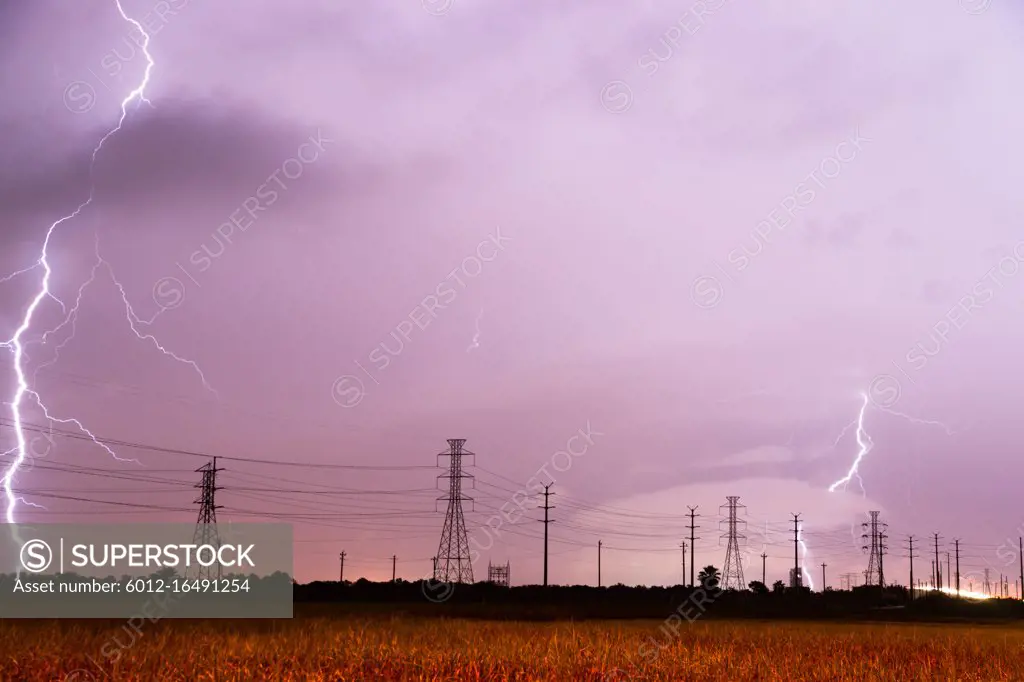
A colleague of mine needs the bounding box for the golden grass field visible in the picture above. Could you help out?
[2,616,1023,680]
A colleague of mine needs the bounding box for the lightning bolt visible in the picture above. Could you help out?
[829,390,957,494]
[825,388,958,581]
[29,237,106,385]
[104,255,215,391]
[25,389,141,466]
[711,385,956,590]
[0,265,44,288]
[1,1,213,524]
[466,308,484,352]
[828,392,872,495]
[873,405,955,436]
[14,497,47,511]
[798,521,815,590]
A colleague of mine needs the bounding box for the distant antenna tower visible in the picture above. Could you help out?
[435,438,475,583]
[720,496,746,590]
[192,457,223,580]
[861,511,887,586]
[487,561,510,587]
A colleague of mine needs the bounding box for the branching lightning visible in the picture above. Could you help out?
[829,390,957,495]
[14,497,47,511]
[30,237,106,385]
[706,385,959,590]
[824,388,959,579]
[104,256,215,392]
[1,1,214,524]
[466,308,484,352]
[0,265,44,288]
[828,392,872,495]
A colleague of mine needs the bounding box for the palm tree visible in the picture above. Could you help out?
[697,565,720,589]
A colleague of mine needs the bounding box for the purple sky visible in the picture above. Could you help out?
[2,0,1024,589]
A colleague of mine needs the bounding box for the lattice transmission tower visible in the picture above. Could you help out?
[434,438,475,583]
[720,496,746,590]
[192,457,223,580]
[487,561,510,587]
[862,511,887,586]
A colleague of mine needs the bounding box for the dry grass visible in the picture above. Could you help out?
[2,617,1023,680]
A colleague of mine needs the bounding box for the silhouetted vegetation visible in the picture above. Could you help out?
[294,577,1024,623]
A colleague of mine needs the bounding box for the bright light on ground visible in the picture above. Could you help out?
[915,585,992,600]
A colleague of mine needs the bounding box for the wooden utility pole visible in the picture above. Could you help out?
[906,535,916,599]
[538,484,555,587]
[339,551,346,582]
[687,506,700,587]
[598,540,602,587]
[791,514,802,587]
[933,533,942,590]
[761,552,767,585]
[879,526,887,588]
[953,540,960,595]
[391,555,397,582]
[679,541,687,586]
[821,563,827,591]
[1019,538,1023,601]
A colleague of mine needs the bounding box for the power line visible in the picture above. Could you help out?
[9,424,1012,589]
[2,417,436,470]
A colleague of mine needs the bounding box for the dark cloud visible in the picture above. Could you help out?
[0,99,459,252]
[2,102,332,219]
[0,0,28,37]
